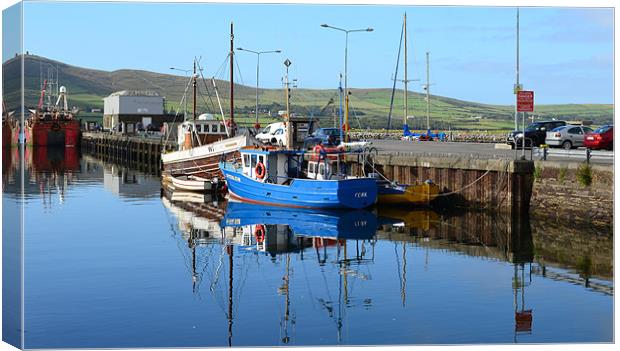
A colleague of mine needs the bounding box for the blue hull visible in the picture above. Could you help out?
[220,162,377,209]
[222,201,377,240]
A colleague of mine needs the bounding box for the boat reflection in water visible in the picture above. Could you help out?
[2,147,80,206]
[222,200,378,254]
[160,187,444,345]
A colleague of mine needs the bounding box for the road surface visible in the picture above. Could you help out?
[369,139,613,165]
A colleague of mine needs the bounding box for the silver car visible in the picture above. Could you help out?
[545,125,593,149]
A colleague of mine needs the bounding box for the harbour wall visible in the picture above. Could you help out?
[348,153,535,216]
[529,161,613,231]
[82,132,613,224]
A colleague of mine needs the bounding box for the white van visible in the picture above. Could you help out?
[255,122,287,146]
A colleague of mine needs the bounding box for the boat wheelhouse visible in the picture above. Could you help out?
[305,146,440,205]
[162,112,249,182]
[176,114,230,150]
[220,146,377,209]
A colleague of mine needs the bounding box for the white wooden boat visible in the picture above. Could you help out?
[163,173,218,192]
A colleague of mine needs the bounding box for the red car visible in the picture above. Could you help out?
[584,125,613,150]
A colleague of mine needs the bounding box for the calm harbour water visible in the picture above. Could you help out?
[2,147,614,349]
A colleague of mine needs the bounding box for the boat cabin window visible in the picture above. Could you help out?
[196,124,202,133]
[319,163,325,176]
[308,161,316,176]
[251,154,257,169]
[243,154,250,167]
[258,155,265,164]
[211,124,218,133]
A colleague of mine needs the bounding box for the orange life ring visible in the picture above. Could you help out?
[254,225,265,243]
[255,162,266,179]
[313,144,326,159]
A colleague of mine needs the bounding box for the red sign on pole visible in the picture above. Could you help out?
[517,91,534,112]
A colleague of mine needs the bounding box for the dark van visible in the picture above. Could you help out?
[507,120,567,148]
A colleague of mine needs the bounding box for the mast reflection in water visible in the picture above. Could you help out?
[2,152,613,348]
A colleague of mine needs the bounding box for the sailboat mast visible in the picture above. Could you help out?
[515,8,520,131]
[403,13,408,127]
[425,52,430,130]
[230,22,235,126]
[387,20,404,130]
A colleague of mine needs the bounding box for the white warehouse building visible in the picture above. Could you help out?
[103,90,174,133]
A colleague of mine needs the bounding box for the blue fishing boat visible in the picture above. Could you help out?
[219,146,377,209]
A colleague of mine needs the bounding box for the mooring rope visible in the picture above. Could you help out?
[434,169,493,197]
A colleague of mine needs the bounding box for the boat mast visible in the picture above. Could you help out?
[387,19,404,130]
[403,13,408,128]
[425,52,430,131]
[338,74,344,145]
[193,59,197,122]
[284,58,292,149]
[230,22,235,132]
[515,8,520,132]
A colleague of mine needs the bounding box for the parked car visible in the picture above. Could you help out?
[545,125,593,149]
[506,120,566,148]
[256,122,286,145]
[584,125,613,150]
[303,128,341,148]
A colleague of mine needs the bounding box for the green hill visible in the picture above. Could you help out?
[2,54,613,130]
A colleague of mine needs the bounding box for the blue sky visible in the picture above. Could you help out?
[14,1,615,104]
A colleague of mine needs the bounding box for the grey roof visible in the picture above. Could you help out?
[108,90,160,97]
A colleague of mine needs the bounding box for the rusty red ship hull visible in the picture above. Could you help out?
[26,119,81,147]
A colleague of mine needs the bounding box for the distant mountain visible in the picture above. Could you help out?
[2,54,613,130]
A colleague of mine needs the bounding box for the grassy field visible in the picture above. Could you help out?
[3,54,613,132]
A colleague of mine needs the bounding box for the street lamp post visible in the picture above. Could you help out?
[170,67,192,119]
[321,24,373,142]
[237,47,281,130]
